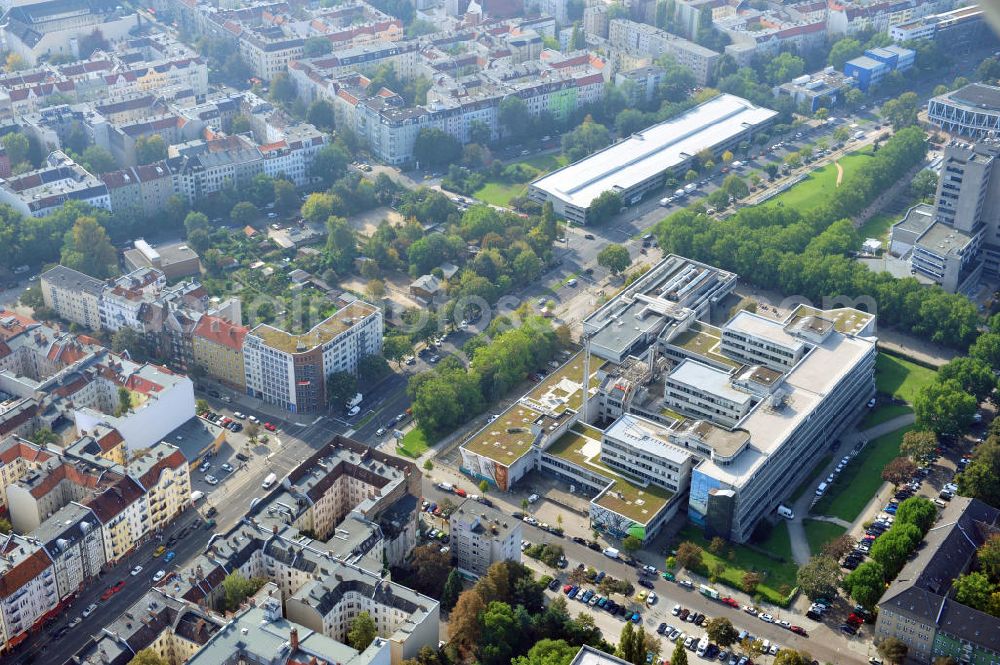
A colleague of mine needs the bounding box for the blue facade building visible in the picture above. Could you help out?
[844,45,915,91]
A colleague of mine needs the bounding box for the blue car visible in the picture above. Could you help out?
[164,551,176,563]
[631,612,641,623]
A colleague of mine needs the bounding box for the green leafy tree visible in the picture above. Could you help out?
[325,215,357,273]
[499,96,530,139]
[273,178,299,213]
[764,52,805,84]
[722,174,749,200]
[914,379,977,436]
[222,572,266,611]
[269,72,296,103]
[414,128,462,169]
[773,651,810,665]
[705,616,739,647]
[954,572,995,611]
[302,192,337,224]
[111,326,141,355]
[303,36,332,57]
[895,496,937,533]
[79,145,117,174]
[184,211,211,235]
[129,648,169,665]
[442,569,463,611]
[326,370,358,407]
[230,201,258,226]
[938,357,996,402]
[588,190,622,225]
[675,541,703,571]
[1,133,29,167]
[911,169,939,201]
[900,430,937,461]
[877,637,909,665]
[309,143,350,185]
[307,99,336,131]
[61,216,117,278]
[881,92,921,130]
[597,244,632,275]
[512,639,578,665]
[348,611,378,651]
[842,560,886,609]
[828,38,863,69]
[622,535,642,552]
[671,638,689,665]
[977,534,1000,581]
[562,116,611,162]
[383,334,412,367]
[796,555,841,600]
[135,135,167,165]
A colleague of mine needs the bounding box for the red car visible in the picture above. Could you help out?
[454,488,467,497]
[563,584,573,593]
[264,422,277,432]
[847,614,864,626]
[790,626,808,636]
[721,597,739,608]
[101,580,126,600]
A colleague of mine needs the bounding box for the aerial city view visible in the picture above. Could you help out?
[0,0,1000,664]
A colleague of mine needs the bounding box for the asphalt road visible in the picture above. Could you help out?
[10,508,211,665]
[420,483,870,665]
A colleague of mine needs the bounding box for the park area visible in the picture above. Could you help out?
[766,151,872,213]
[811,425,917,522]
[673,524,798,606]
[862,352,936,427]
[803,519,846,557]
[397,428,430,459]
[473,153,568,207]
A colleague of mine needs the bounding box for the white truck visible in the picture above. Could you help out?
[346,392,363,408]
[261,473,277,490]
[603,547,620,560]
[437,482,454,492]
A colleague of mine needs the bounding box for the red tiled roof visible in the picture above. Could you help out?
[193,316,248,352]
[137,449,186,490]
[0,544,52,599]
[86,476,144,524]
[0,310,37,341]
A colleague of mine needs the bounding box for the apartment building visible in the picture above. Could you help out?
[449,499,521,578]
[890,3,988,46]
[608,19,719,86]
[39,265,104,330]
[243,302,383,414]
[775,68,854,113]
[86,475,150,563]
[238,30,304,81]
[192,316,249,392]
[875,497,1000,664]
[131,444,191,535]
[99,267,169,332]
[100,161,176,221]
[0,534,58,654]
[3,0,139,66]
[827,0,957,35]
[0,150,110,218]
[33,502,106,603]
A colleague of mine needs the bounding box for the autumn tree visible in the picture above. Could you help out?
[449,590,486,653]
[61,216,117,278]
[877,637,909,665]
[130,649,169,665]
[882,456,917,486]
[900,430,937,461]
[675,541,703,571]
[821,534,857,561]
[742,571,762,594]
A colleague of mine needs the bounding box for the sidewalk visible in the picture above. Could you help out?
[786,412,916,565]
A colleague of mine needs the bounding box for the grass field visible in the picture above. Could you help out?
[861,403,913,429]
[876,353,937,404]
[811,425,916,522]
[803,519,847,556]
[675,524,798,606]
[767,152,873,213]
[473,153,568,207]
[474,182,526,206]
[858,213,898,243]
[397,428,431,458]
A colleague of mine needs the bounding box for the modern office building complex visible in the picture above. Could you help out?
[929,83,1000,139]
[890,4,991,47]
[890,137,1000,293]
[243,302,383,413]
[875,497,1000,664]
[843,45,915,91]
[460,255,877,543]
[528,94,776,224]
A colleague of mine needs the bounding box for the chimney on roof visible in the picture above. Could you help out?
[290,627,299,651]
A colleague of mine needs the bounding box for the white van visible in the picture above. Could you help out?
[190,490,205,503]
[777,504,794,519]
[261,472,277,490]
[696,637,709,657]
[815,482,829,497]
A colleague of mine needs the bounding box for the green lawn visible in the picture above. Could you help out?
[858,213,897,243]
[675,524,798,606]
[876,353,937,404]
[474,182,527,206]
[473,153,568,207]
[803,519,847,556]
[767,152,873,213]
[811,425,916,522]
[397,428,431,458]
[861,403,913,429]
